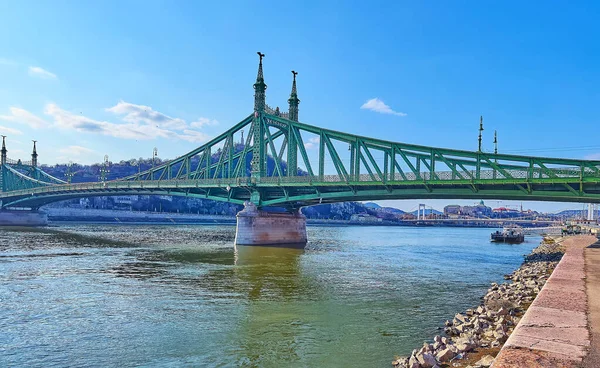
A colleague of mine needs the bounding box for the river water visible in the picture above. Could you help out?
[0,225,539,367]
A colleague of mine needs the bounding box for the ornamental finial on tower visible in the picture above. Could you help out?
[253,52,267,112]
[478,115,484,152]
[1,135,6,165]
[494,130,497,154]
[31,140,38,167]
[288,70,300,121]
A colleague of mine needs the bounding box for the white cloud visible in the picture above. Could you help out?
[0,107,49,128]
[106,101,186,130]
[178,129,211,143]
[360,98,406,117]
[45,103,177,140]
[28,66,57,80]
[0,125,23,135]
[0,101,215,144]
[59,145,96,155]
[304,136,320,149]
[44,103,211,144]
[190,117,219,128]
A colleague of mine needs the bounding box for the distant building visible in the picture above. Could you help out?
[443,201,492,218]
[113,196,137,205]
[350,213,382,223]
[444,205,461,215]
[492,207,522,218]
[113,195,137,210]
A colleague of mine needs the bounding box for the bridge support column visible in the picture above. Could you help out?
[0,210,47,226]
[235,202,307,248]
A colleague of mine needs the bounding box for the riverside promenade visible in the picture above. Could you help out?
[492,235,599,368]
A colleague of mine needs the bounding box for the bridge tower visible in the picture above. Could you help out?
[235,54,307,247]
[251,52,266,183]
[0,136,47,225]
[287,71,299,176]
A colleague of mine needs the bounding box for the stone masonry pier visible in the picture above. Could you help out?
[234,202,307,247]
[492,235,596,368]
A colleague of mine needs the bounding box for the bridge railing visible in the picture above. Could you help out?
[256,166,591,184]
[0,165,596,199]
[5,158,33,166]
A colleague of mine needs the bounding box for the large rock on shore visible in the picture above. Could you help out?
[416,352,437,368]
[474,354,495,367]
[435,347,454,362]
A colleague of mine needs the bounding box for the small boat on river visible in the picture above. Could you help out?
[491,227,525,244]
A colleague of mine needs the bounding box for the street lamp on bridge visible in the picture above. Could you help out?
[152,147,158,180]
[99,155,110,183]
[66,161,74,184]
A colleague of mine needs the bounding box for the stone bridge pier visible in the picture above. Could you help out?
[234,202,307,248]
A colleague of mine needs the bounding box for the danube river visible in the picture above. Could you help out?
[0,225,540,367]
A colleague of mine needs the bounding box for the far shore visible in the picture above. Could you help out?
[42,207,557,228]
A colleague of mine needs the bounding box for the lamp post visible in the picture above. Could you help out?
[66,161,74,184]
[100,155,110,182]
[152,147,158,180]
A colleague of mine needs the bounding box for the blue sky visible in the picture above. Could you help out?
[0,1,599,212]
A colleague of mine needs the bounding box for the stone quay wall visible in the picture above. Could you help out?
[392,235,591,368]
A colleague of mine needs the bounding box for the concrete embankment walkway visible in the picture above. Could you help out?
[492,235,596,368]
[584,238,600,368]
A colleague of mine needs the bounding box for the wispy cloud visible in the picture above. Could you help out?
[59,145,96,155]
[304,136,320,149]
[1,100,214,144]
[106,101,186,130]
[0,107,49,128]
[45,103,211,143]
[28,66,57,80]
[0,125,23,135]
[179,129,210,143]
[57,145,98,163]
[46,103,169,140]
[360,98,406,117]
[190,117,219,128]
[0,58,17,66]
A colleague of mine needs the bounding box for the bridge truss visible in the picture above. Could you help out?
[2,54,600,210]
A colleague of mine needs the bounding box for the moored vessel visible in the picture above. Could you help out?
[491,227,525,243]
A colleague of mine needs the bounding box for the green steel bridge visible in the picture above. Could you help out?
[2,53,600,211]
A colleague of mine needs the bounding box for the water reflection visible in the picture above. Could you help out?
[233,245,318,366]
[234,245,304,301]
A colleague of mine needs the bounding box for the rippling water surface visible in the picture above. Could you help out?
[0,224,540,367]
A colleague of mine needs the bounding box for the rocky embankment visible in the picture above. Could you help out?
[393,237,566,368]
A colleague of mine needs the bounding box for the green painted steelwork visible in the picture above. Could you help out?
[2,108,600,209]
[2,53,600,209]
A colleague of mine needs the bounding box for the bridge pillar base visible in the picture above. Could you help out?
[235,202,307,248]
[0,210,47,226]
